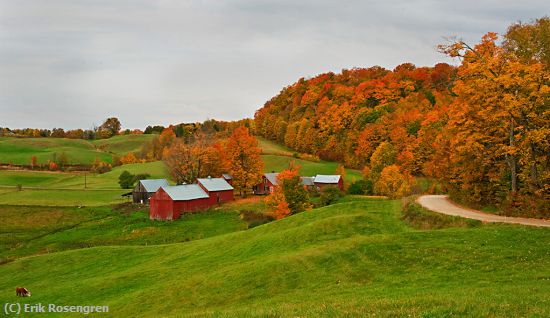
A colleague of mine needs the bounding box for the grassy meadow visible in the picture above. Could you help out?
[0,134,154,165]
[0,197,549,317]
[0,198,265,263]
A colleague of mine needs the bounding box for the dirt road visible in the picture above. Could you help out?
[417,195,550,228]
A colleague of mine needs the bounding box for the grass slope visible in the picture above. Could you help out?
[258,137,362,182]
[262,154,362,182]
[1,197,548,317]
[0,201,254,262]
[0,135,154,165]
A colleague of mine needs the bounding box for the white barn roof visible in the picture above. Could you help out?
[301,176,315,186]
[264,173,279,185]
[314,175,341,184]
[197,178,234,192]
[140,179,169,193]
[162,184,209,201]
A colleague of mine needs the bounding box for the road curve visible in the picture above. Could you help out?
[417,195,550,228]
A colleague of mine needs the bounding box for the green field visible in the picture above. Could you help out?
[258,138,362,182]
[0,199,262,262]
[0,134,154,165]
[0,197,548,317]
[262,154,362,182]
[257,137,294,155]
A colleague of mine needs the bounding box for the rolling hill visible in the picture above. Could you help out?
[0,134,155,166]
[1,197,549,317]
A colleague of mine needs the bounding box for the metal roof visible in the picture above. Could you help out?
[264,173,279,185]
[301,177,315,186]
[314,175,341,184]
[222,173,232,180]
[161,184,209,201]
[140,179,169,192]
[197,178,234,192]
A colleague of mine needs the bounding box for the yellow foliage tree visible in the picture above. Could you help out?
[374,165,412,198]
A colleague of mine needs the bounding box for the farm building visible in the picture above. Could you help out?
[301,177,315,190]
[253,172,279,195]
[149,184,210,220]
[133,179,169,204]
[197,177,234,204]
[222,173,233,185]
[313,175,343,191]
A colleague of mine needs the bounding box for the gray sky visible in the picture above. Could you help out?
[1,1,548,130]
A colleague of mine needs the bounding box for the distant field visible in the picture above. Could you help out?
[0,134,154,165]
[262,154,361,182]
[1,197,548,317]
[92,134,154,156]
[257,137,293,155]
[0,189,127,206]
[257,137,362,182]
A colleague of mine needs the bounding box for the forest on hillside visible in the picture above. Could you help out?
[255,18,549,216]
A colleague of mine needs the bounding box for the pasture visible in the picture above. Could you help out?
[0,134,154,166]
[0,198,263,263]
[0,197,548,317]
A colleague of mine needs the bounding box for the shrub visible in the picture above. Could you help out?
[348,180,368,194]
[319,186,343,206]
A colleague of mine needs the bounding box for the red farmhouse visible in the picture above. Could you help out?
[149,184,210,220]
[197,177,234,204]
[313,175,343,191]
[253,173,279,195]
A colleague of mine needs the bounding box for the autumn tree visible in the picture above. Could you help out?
[266,186,291,220]
[159,127,177,149]
[226,127,264,196]
[30,156,37,169]
[335,164,347,190]
[368,141,397,182]
[162,135,225,184]
[374,165,413,198]
[438,21,549,211]
[120,152,137,165]
[99,117,121,137]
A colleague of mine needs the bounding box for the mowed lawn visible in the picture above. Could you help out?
[1,197,548,317]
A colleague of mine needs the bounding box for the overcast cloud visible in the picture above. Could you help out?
[0,0,548,130]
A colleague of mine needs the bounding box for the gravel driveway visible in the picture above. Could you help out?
[417,195,550,228]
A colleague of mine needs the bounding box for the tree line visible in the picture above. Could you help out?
[255,17,549,216]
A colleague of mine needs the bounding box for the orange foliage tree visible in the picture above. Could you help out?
[226,127,263,196]
[120,152,137,165]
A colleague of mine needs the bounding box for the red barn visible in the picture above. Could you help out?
[149,185,210,220]
[197,177,234,204]
[222,173,233,185]
[313,175,343,191]
[252,173,279,195]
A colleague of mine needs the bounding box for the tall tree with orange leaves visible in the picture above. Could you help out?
[226,127,264,196]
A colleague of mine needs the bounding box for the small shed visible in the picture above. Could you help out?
[221,173,233,185]
[313,175,343,191]
[300,176,315,190]
[133,179,169,204]
[253,172,279,195]
[149,185,210,220]
[197,177,234,204]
